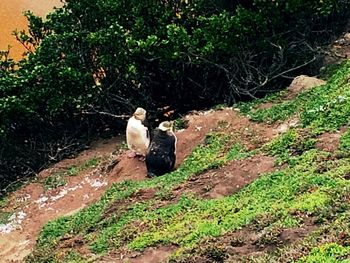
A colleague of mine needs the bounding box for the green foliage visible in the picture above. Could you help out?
[42,157,100,191]
[298,243,350,263]
[173,117,188,131]
[340,128,350,153]
[43,174,67,191]
[290,189,329,213]
[0,211,11,225]
[1,0,349,189]
[238,60,350,133]
[227,143,254,161]
[264,129,316,165]
[61,251,87,263]
[251,211,350,262]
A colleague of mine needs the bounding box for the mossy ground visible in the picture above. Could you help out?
[42,157,101,191]
[27,61,350,262]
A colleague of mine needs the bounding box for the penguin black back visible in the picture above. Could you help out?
[146,122,177,177]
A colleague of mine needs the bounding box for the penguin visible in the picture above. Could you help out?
[146,121,177,177]
[126,107,150,158]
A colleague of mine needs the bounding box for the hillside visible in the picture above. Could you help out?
[0,55,349,262]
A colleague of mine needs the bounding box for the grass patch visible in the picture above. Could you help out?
[264,129,316,165]
[298,243,350,263]
[236,60,350,133]
[0,196,11,225]
[227,143,255,160]
[0,211,12,225]
[96,149,348,255]
[43,174,67,191]
[173,117,189,130]
[61,251,87,263]
[249,211,350,263]
[42,157,101,191]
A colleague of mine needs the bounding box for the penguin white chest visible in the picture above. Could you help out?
[126,117,150,155]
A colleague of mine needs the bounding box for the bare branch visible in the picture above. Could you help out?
[82,108,130,119]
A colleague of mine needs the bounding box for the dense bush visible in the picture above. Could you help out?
[0,0,349,191]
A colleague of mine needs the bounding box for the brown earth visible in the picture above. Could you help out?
[315,127,347,152]
[179,154,276,199]
[193,216,317,263]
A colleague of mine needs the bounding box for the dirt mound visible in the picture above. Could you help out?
[101,245,176,263]
[180,155,276,199]
[165,216,317,263]
[315,127,346,152]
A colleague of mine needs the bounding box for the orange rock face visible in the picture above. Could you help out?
[0,0,62,60]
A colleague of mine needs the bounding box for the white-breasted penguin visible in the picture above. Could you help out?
[126,107,150,158]
[146,121,177,177]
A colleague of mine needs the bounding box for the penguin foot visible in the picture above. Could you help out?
[138,156,146,161]
[147,172,157,178]
[127,151,136,158]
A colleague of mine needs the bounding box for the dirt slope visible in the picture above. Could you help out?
[0,107,282,263]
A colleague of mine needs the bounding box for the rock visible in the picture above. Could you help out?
[344,32,350,42]
[287,75,326,95]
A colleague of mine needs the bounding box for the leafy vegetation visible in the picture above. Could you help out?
[298,243,350,263]
[264,129,316,165]
[43,174,67,191]
[0,211,11,225]
[238,60,350,133]
[43,157,101,191]
[1,0,349,190]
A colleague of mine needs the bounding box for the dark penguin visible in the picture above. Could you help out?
[146,121,177,177]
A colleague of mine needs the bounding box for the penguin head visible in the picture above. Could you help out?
[133,107,147,121]
[158,121,173,132]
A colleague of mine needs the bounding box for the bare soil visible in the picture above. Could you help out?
[315,127,347,152]
[100,245,177,263]
[163,216,317,263]
[179,155,276,199]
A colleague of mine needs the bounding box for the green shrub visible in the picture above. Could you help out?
[1,0,349,190]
